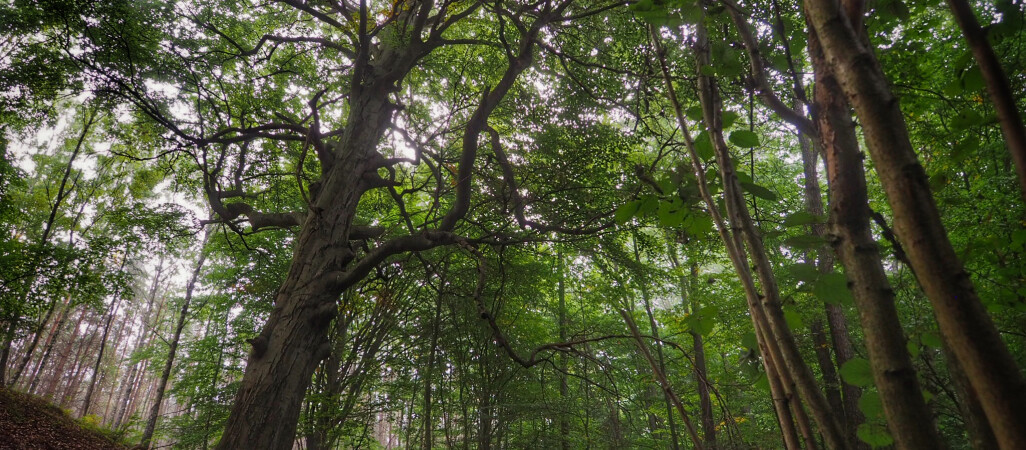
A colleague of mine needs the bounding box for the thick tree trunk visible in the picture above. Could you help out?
[215,88,395,449]
[806,23,942,448]
[804,0,1026,446]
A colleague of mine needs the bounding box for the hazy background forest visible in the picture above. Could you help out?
[1,0,1025,448]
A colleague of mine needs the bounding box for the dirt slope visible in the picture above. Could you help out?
[0,388,127,450]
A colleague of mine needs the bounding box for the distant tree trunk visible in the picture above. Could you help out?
[140,238,209,449]
[634,239,681,450]
[620,310,704,450]
[81,295,123,417]
[28,296,72,394]
[421,288,443,450]
[805,0,1026,445]
[113,260,166,429]
[42,306,86,400]
[666,249,706,448]
[61,313,102,408]
[557,249,571,450]
[942,340,999,449]
[10,295,63,387]
[945,0,1026,201]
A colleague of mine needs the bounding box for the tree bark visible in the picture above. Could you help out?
[215,4,555,445]
[804,0,1026,446]
[690,19,849,449]
[798,131,866,447]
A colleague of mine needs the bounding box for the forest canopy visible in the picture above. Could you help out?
[1,0,1026,448]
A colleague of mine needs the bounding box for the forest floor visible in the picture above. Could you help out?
[0,387,127,449]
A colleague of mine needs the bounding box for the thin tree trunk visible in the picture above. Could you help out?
[28,296,72,394]
[81,295,123,417]
[421,288,443,450]
[42,306,86,400]
[667,250,707,448]
[798,131,866,446]
[945,0,1026,201]
[651,25,844,448]
[140,237,210,449]
[619,310,705,450]
[557,249,571,450]
[805,0,1026,445]
[942,340,999,449]
[689,19,849,448]
[634,239,682,450]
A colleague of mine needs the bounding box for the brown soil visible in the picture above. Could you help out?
[0,387,127,450]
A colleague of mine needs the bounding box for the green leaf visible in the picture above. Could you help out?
[857,424,895,448]
[784,234,827,250]
[786,263,820,283]
[813,272,853,305]
[951,136,979,164]
[657,200,686,227]
[686,105,705,121]
[739,181,778,201]
[839,358,874,388]
[694,131,715,161]
[783,305,804,330]
[686,214,714,235]
[614,200,640,224]
[783,211,825,227]
[721,111,739,129]
[920,332,943,348]
[858,390,884,419]
[741,331,759,351]
[951,109,984,130]
[688,305,719,336]
[906,340,921,358]
[962,66,984,91]
[729,130,760,148]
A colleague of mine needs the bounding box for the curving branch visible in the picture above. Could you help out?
[720,0,816,136]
